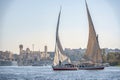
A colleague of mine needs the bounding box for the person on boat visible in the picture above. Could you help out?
[59,60,61,66]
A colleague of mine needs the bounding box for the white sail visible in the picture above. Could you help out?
[84,0,102,63]
[53,8,71,66]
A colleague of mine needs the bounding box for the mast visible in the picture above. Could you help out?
[84,0,102,63]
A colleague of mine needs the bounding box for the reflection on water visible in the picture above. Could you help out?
[0,66,120,80]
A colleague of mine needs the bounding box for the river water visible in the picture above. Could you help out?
[0,66,120,80]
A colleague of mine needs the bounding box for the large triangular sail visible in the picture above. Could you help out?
[53,8,71,66]
[84,0,102,63]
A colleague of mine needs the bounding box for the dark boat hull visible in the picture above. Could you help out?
[53,68,77,70]
[78,66,104,70]
[52,66,78,71]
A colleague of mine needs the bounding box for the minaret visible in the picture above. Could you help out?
[19,44,23,66]
[44,45,47,59]
[32,44,34,53]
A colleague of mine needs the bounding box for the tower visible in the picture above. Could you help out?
[19,44,23,54]
[44,45,47,58]
[32,44,34,53]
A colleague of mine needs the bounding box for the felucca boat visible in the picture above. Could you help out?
[78,0,104,70]
[52,8,78,71]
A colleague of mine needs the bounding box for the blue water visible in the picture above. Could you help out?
[0,66,120,80]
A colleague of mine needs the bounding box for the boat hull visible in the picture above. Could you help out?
[52,66,78,71]
[78,66,104,70]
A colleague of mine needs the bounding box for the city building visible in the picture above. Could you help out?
[18,44,51,66]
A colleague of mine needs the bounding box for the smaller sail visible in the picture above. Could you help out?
[53,7,71,66]
[96,35,102,63]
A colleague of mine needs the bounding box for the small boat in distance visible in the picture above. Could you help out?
[78,0,104,70]
[52,7,77,71]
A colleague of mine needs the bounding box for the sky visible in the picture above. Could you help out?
[0,0,120,54]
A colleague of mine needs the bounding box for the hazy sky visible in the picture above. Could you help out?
[0,0,120,54]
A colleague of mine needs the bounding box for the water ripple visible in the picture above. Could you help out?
[0,66,120,80]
